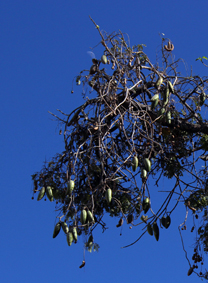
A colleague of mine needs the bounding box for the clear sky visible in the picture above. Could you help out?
[1,1,208,282]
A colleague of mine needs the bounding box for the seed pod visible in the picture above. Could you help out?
[141,215,148,223]
[144,158,151,172]
[72,227,78,243]
[101,55,107,64]
[67,180,75,194]
[153,221,159,241]
[151,98,159,110]
[87,234,94,247]
[143,198,150,214]
[200,91,206,106]
[116,218,124,227]
[161,216,167,228]
[156,77,163,88]
[127,214,133,224]
[168,81,174,93]
[132,156,139,172]
[37,187,45,201]
[165,215,171,229]
[53,223,61,238]
[158,107,166,117]
[46,186,53,201]
[61,222,69,234]
[80,209,87,225]
[141,168,147,178]
[147,223,153,236]
[105,188,112,204]
[151,94,159,101]
[166,111,171,124]
[67,232,73,246]
[187,267,194,276]
[163,87,169,106]
[87,211,95,223]
[53,188,61,200]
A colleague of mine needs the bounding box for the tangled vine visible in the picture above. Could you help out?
[32,17,208,278]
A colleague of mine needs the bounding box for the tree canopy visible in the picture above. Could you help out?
[32,18,208,278]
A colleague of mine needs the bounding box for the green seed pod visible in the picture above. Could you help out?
[141,168,147,178]
[37,187,45,201]
[87,211,95,223]
[46,186,53,201]
[72,227,78,243]
[67,180,75,194]
[77,80,81,85]
[153,221,159,241]
[144,158,151,172]
[61,222,69,234]
[140,215,148,223]
[132,156,139,172]
[165,215,171,229]
[151,98,159,110]
[166,111,171,124]
[53,223,61,238]
[156,76,163,88]
[200,91,206,106]
[151,94,159,101]
[101,55,107,64]
[80,209,87,225]
[143,198,150,214]
[105,188,112,204]
[158,107,166,116]
[67,232,73,246]
[147,223,153,236]
[168,81,174,93]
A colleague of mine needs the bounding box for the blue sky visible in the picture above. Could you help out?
[1,1,208,282]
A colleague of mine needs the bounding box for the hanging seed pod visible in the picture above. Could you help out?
[72,227,78,243]
[200,91,206,106]
[166,111,171,124]
[46,186,53,202]
[67,180,75,194]
[80,209,87,225]
[87,211,95,223]
[165,215,171,229]
[53,223,61,238]
[161,216,167,228]
[153,222,159,241]
[144,158,151,172]
[101,55,107,64]
[105,188,112,204]
[163,87,169,106]
[187,267,194,276]
[37,187,45,201]
[132,156,138,172]
[116,218,124,227]
[168,81,174,93]
[156,76,163,88]
[53,188,61,200]
[140,215,148,223]
[87,234,94,249]
[67,232,73,246]
[143,198,150,214]
[147,223,153,236]
[79,260,85,269]
[127,214,133,224]
[61,222,69,234]
[151,98,159,110]
[151,93,159,101]
[141,168,147,178]
[151,94,159,110]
